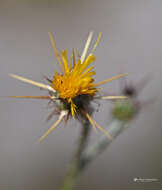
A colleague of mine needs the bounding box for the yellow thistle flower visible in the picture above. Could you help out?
[52,51,97,116]
[9,32,127,142]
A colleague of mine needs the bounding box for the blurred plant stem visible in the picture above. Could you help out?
[60,119,91,190]
[80,120,127,171]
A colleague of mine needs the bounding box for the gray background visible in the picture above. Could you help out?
[0,0,162,189]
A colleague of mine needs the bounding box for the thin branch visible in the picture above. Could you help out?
[59,119,91,190]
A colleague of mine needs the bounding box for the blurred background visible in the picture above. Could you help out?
[0,0,162,189]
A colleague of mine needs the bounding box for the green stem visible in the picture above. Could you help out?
[80,120,126,171]
[59,119,91,190]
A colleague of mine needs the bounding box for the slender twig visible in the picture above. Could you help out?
[59,119,91,190]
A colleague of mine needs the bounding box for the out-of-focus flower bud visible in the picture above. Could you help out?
[112,76,151,121]
[112,99,137,121]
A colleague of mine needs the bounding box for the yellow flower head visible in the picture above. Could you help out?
[9,31,127,142]
[53,52,96,99]
[52,51,98,115]
[48,32,102,116]
[48,32,126,116]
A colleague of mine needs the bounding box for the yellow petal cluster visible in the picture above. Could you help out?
[53,50,97,99]
[52,50,97,115]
